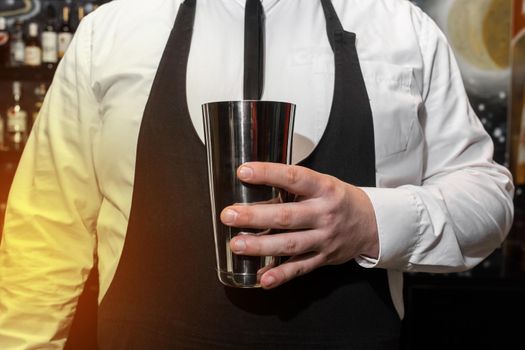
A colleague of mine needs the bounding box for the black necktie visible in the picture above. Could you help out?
[243,0,264,100]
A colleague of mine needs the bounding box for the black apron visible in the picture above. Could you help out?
[97,0,401,348]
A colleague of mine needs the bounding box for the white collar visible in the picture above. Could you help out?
[175,0,281,11]
[232,0,281,11]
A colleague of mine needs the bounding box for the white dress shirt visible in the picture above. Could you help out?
[0,0,514,348]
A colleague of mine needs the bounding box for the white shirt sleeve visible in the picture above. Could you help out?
[358,9,514,272]
[0,16,101,349]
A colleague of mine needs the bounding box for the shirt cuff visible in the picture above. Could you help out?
[356,187,423,269]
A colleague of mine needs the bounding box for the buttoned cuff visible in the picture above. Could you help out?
[356,187,423,270]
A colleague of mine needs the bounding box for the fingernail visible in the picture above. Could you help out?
[262,275,275,288]
[232,238,246,252]
[238,166,253,180]
[221,209,237,224]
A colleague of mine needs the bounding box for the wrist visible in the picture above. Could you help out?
[354,186,380,259]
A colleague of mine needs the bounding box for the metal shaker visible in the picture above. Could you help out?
[202,100,295,288]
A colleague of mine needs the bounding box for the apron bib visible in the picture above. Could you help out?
[97,1,400,348]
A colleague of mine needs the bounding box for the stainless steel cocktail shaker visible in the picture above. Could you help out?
[203,100,295,288]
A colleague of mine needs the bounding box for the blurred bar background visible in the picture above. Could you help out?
[0,0,523,349]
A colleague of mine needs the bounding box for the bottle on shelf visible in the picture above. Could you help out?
[5,81,28,152]
[78,5,86,23]
[25,22,42,67]
[0,17,10,68]
[58,4,73,59]
[9,19,25,67]
[42,5,58,69]
[32,82,47,126]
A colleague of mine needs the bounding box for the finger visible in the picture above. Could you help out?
[237,162,326,198]
[220,202,317,230]
[230,229,321,257]
[260,252,326,289]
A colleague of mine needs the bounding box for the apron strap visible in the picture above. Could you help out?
[321,0,350,51]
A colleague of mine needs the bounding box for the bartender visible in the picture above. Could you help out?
[0,0,514,349]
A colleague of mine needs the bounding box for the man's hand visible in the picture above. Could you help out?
[220,162,379,289]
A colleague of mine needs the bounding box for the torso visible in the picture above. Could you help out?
[88,0,424,303]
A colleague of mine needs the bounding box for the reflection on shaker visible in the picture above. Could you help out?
[203,100,295,288]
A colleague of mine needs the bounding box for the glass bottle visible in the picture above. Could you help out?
[32,82,47,126]
[5,81,28,152]
[42,5,58,69]
[9,19,25,67]
[78,5,86,23]
[24,22,42,67]
[58,4,73,59]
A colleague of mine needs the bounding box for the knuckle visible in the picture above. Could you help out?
[318,251,330,265]
[262,164,271,181]
[324,250,338,264]
[285,166,300,186]
[294,266,304,277]
[236,207,253,224]
[253,241,263,255]
[321,212,336,228]
[275,268,288,282]
[323,178,337,195]
[284,238,298,255]
[276,206,293,227]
